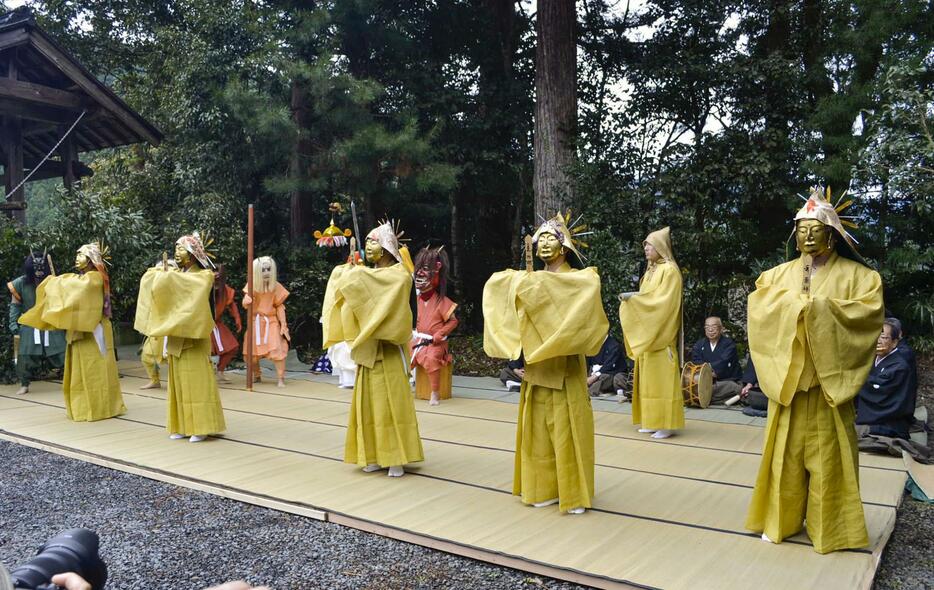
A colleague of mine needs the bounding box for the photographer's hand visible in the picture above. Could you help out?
[50,572,91,590]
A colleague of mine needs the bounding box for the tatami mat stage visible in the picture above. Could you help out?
[0,362,907,590]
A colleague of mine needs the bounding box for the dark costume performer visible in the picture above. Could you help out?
[410,246,458,406]
[856,349,916,440]
[7,251,66,395]
[211,265,242,382]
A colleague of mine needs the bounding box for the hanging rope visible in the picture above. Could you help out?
[5,108,88,199]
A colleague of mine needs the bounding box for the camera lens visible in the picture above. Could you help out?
[10,529,107,590]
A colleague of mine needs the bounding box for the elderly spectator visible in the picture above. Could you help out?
[856,318,917,440]
[586,334,630,397]
[886,317,918,404]
[690,316,743,404]
[499,354,525,392]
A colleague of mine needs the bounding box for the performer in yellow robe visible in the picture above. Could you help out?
[322,219,423,477]
[618,227,684,438]
[135,233,226,442]
[139,258,177,390]
[19,242,125,422]
[483,212,608,514]
[745,187,884,554]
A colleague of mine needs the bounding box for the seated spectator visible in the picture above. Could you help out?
[888,317,919,404]
[586,334,629,397]
[740,354,768,412]
[856,318,917,440]
[690,316,742,404]
[499,354,525,392]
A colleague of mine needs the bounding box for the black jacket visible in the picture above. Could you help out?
[691,336,742,380]
[856,349,916,440]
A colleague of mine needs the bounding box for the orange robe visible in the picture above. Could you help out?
[243,282,289,361]
[211,285,241,371]
[410,293,458,373]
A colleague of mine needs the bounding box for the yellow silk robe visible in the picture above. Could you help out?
[136,267,226,436]
[323,263,424,467]
[745,252,883,553]
[483,264,608,512]
[618,261,684,430]
[19,272,125,421]
[140,336,164,383]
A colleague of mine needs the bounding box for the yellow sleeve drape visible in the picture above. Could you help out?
[618,262,682,357]
[748,255,883,407]
[134,268,214,340]
[19,272,104,333]
[322,264,413,369]
[482,269,524,360]
[482,267,608,363]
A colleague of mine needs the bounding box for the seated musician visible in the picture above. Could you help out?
[856,318,917,440]
[586,334,629,397]
[740,355,768,412]
[690,316,742,404]
[500,354,525,392]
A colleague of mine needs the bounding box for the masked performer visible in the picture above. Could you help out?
[211,264,241,383]
[139,258,179,390]
[745,187,883,553]
[20,242,125,421]
[618,227,684,439]
[135,233,226,442]
[8,250,66,395]
[243,257,289,388]
[483,212,608,514]
[322,220,423,477]
[411,246,458,406]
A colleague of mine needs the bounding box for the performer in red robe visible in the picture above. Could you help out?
[410,246,458,406]
[211,264,242,382]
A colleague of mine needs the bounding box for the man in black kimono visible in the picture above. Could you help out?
[690,316,742,404]
[586,334,630,397]
[856,318,916,440]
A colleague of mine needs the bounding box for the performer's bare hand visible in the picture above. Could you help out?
[281,327,291,341]
[50,573,92,590]
[243,294,253,306]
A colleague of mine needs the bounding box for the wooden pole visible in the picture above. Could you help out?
[246,204,255,391]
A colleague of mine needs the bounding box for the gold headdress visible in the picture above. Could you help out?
[531,210,592,263]
[176,231,216,270]
[791,186,866,264]
[77,240,112,297]
[314,202,353,248]
[366,218,415,273]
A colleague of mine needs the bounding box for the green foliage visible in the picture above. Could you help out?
[27,187,158,323]
[12,0,930,360]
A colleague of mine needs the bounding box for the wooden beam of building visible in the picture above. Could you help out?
[0,77,86,110]
[29,34,161,146]
[0,96,84,123]
[0,29,29,54]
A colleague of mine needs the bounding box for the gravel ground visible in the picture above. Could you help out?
[0,440,584,590]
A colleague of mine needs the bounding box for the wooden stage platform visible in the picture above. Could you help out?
[0,362,907,590]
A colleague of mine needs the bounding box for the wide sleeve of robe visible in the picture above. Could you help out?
[514,267,608,363]
[748,255,883,407]
[135,268,214,340]
[323,264,413,369]
[618,262,682,358]
[482,269,524,360]
[19,272,103,333]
